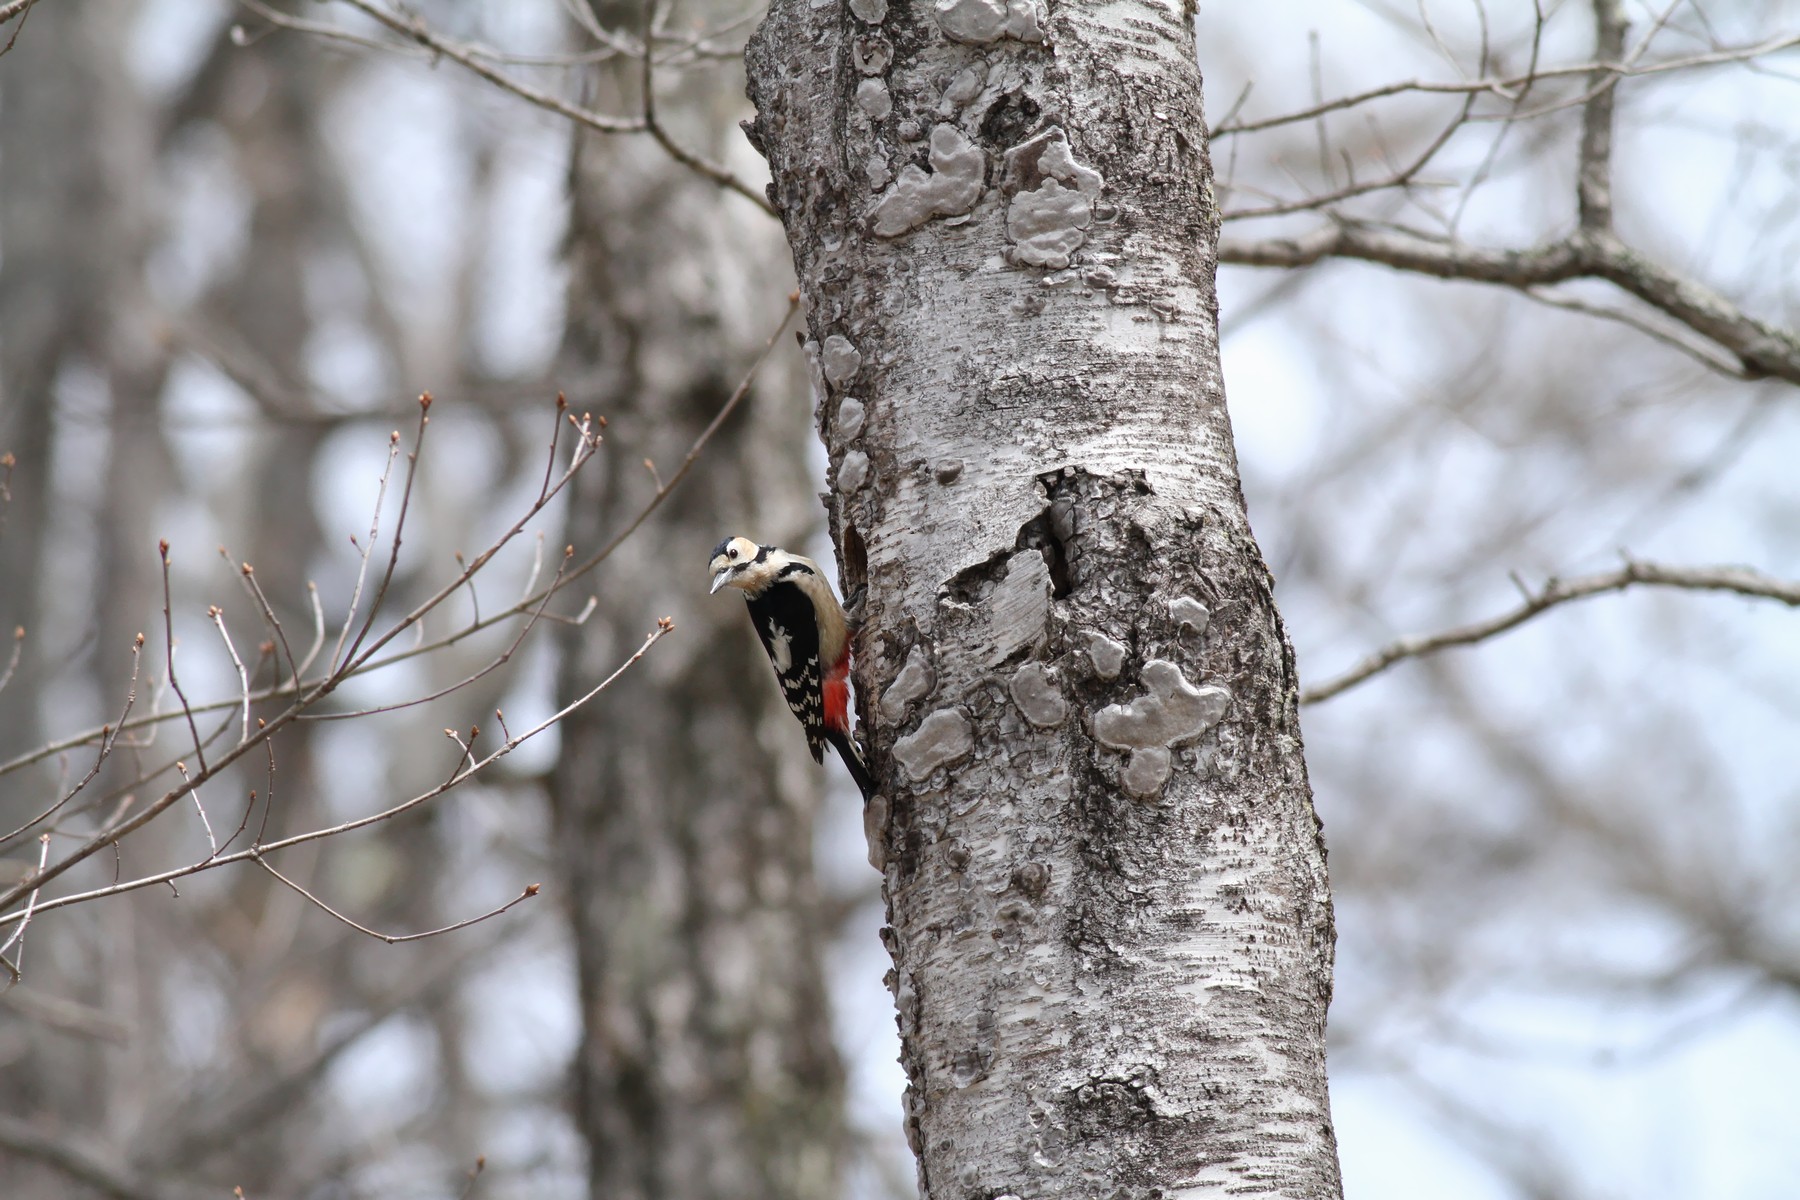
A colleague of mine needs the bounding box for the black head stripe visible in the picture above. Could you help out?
[710,538,734,562]
[776,560,814,580]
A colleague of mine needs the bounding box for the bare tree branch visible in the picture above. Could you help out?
[0,303,788,785]
[240,0,644,134]
[1303,560,1800,704]
[0,0,38,56]
[0,624,22,696]
[252,854,541,945]
[1211,29,1800,139]
[236,0,773,211]
[0,833,49,981]
[1217,223,1800,383]
[0,621,671,926]
[0,635,139,849]
[641,0,775,214]
[1576,0,1629,231]
[0,404,604,915]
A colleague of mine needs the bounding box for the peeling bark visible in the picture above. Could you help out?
[747,1,1341,1195]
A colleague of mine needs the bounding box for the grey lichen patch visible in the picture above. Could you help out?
[1008,183,1090,269]
[837,396,866,440]
[856,78,893,120]
[893,708,974,782]
[854,35,892,75]
[937,66,985,115]
[838,449,871,494]
[880,644,936,723]
[1094,659,1230,752]
[933,0,1045,45]
[1086,631,1126,679]
[849,0,887,23]
[1003,128,1105,269]
[866,152,892,190]
[1095,659,1228,802]
[1169,596,1210,636]
[1120,747,1171,800]
[869,125,985,238]
[822,334,861,385]
[1009,662,1067,728]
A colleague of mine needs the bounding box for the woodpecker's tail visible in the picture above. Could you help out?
[826,729,876,803]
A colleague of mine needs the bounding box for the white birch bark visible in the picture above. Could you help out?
[746,2,1342,1196]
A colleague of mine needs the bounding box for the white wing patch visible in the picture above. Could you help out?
[767,622,793,673]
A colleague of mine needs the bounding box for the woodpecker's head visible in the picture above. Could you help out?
[709,535,770,595]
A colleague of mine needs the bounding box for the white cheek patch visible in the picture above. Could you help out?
[768,623,793,673]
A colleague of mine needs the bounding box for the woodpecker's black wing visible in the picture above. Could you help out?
[743,579,827,762]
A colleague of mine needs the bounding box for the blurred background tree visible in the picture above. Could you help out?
[1,1,1798,1198]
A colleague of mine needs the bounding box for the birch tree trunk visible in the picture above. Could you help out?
[746,2,1342,1196]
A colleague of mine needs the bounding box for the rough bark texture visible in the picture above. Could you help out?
[549,41,846,1200]
[746,1,1342,1196]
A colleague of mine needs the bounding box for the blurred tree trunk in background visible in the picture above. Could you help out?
[549,9,847,1198]
[746,0,1340,1196]
[0,0,171,1175]
[0,0,121,763]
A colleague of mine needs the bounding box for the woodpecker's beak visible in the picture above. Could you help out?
[709,566,731,594]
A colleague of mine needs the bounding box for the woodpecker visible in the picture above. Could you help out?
[709,536,874,801]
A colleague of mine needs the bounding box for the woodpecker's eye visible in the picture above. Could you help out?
[727,546,739,560]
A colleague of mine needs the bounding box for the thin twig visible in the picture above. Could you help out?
[0,834,49,982]
[0,316,785,789]
[330,428,405,673]
[568,295,798,581]
[340,395,432,668]
[0,625,22,697]
[0,635,143,849]
[639,0,774,213]
[1216,223,1800,383]
[160,542,208,774]
[208,606,252,746]
[1518,285,1748,379]
[456,1157,488,1200]
[1223,87,1475,221]
[296,582,326,679]
[300,546,574,723]
[537,395,569,503]
[0,0,38,57]
[245,0,645,135]
[252,853,540,945]
[176,761,218,857]
[519,533,547,604]
[0,623,672,924]
[1302,559,1800,704]
[454,551,481,628]
[228,551,300,691]
[1212,31,1800,138]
